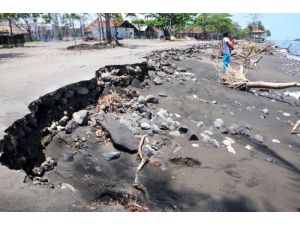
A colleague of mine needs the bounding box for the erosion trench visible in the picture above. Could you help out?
[1,45,300,212]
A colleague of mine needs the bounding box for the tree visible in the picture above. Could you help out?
[18,13,41,41]
[96,13,105,41]
[62,13,80,45]
[144,13,195,39]
[104,13,112,43]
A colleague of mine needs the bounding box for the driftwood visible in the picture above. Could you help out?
[220,66,300,91]
[232,42,273,69]
[291,120,300,134]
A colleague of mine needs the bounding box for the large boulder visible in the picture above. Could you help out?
[95,113,139,152]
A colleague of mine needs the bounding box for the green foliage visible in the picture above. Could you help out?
[193,13,234,33]
[145,13,196,31]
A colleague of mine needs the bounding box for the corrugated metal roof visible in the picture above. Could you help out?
[251,29,265,33]
[0,21,28,35]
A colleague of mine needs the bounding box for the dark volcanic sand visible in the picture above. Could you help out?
[1,55,300,212]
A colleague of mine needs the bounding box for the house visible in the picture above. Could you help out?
[85,19,138,40]
[0,21,28,46]
[250,29,266,42]
[181,28,212,40]
[134,25,161,39]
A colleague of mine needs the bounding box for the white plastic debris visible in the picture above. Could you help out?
[272,139,280,144]
[245,145,252,151]
[223,137,236,154]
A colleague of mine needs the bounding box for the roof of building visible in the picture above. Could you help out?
[251,29,265,33]
[0,21,28,35]
[85,19,138,33]
[182,28,211,34]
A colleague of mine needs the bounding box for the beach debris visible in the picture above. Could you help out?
[220,65,300,91]
[61,182,77,193]
[254,134,264,143]
[223,137,236,154]
[272,139,281,144]
[291,120,300,134]
[245,145,252,151]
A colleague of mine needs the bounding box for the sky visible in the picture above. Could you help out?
[232,13,300,41]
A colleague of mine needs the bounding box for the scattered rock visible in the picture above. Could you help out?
[102,151,121,161]
[169,131,181,137]
[59,116,69,126]
[210,139,221,148]
[245,145,252,151]
[141,122,151,130]
[73,110,89,125]
[254,134,264,143]
[64,90,75,99]
[272,139,280,143]
[158,92,168,97]
[179,126,189,134]
[145,95,159,104]
[148,70,156,77]
[63,153,74,162]
[75,87,89,95]
[192,144,199,148]
[65,120,79,134]
[223,137,236,154]
[282,112,291,117]
[265,157,276,163]
[196,121,204,127]
[262,109,269,114]
[157,71,166,77]
[214,118,224,128]
[186,130,199,141]
[96,113,139,152]
[153,77,163,85]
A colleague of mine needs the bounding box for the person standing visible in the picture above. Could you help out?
[222,31,233,72]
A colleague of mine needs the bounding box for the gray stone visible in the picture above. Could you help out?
[59,98,68,105]
[79,149,90,157]
[65,120,79,134]
[137,96,146,105]
[262,109,269,114]
[210,139,220,148]
[102,151,121,161]
[64,90,75,99]
[126,66,136,74]
[96,113,139,152]
[169,131,181,137]
[75,87,89,95]
[141,123,151,130]
[200,133,211,144]
[214,118,224,128]
[151,141,163,150]
[187,130,199,141]
[158,93,168,97]
[148,70,156,78]
[228,124,250,136]
[59,116,69,126]
[101,72,113,81]
[157,71,166,77]
[179,126,189,134]
[254,134,264,143]
[196,121,204,127]
[153,77,163,85]
[142,145,156,158]
[72,110,89,125]
[145,95,159,104]
[63,153,74,162]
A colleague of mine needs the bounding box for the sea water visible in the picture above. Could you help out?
[272,40,300,61]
